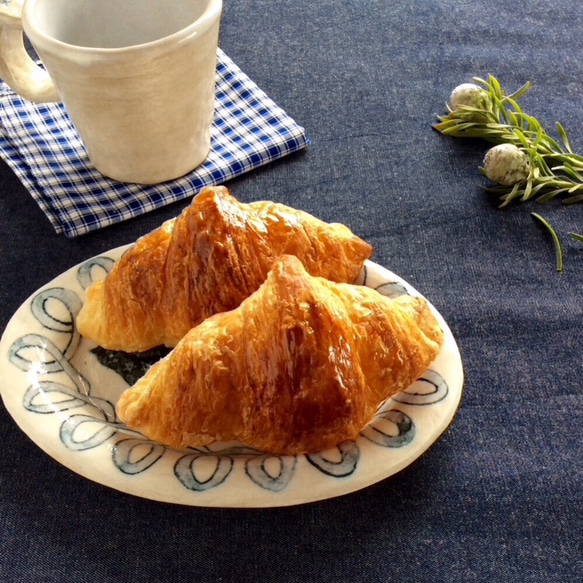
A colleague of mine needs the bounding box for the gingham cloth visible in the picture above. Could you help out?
[0,49,309,238]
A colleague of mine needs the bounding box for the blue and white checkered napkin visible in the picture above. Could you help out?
[0,49,309,238]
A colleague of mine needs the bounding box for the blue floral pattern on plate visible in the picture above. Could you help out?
[0,246,464,507]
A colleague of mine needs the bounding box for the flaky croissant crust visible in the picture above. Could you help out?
[77,186,373,352]
[117,255,444,456]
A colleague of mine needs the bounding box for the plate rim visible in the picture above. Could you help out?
[0,246,464,507]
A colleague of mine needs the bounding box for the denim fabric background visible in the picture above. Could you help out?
[1,0,582,581]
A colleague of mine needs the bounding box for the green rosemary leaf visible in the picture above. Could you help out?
[528,182,549,199]
[531,165,541,180]
[533,122,544,147]
[506,81,532,101]
[535,188,568,204]
[507,109,518,127]
[569,232,583,242]
[490,75,503,97]
[484,122,509,131]
[437,123,480,135]
[502,95,522,113]
[498,182,523,207]
[552,165,583,182]
[521,179,535,201]
[514,131,530,149]
[538,133,564,154]
[531,213,564,272]
[556,123,572,153]
[562,192,583,204]
[562,151,583,163]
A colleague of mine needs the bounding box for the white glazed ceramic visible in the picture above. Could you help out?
[0,248,464,507]
[0,0,222,184]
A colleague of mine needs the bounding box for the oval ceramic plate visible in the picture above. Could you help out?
[0,246,463,507]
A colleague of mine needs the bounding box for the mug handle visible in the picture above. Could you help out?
[0,0,60,102]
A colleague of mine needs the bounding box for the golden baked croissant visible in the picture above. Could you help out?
[116,255,444,456]
[77,186,373,352]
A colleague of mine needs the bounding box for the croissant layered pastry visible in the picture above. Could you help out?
[117,255,444,456]
[77,186,373,352]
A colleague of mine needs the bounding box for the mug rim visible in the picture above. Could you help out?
[22,0,222,54]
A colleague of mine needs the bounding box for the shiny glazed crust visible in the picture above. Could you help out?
[76,186,373,352]
[116,255,444,455]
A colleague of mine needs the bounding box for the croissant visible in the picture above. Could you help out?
[116,255,444,456]
[77,186,373,352]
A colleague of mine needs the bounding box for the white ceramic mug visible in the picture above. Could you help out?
[0,0,222,184]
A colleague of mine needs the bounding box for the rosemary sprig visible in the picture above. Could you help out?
[435,75,583,270]
[434,75,583,207]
